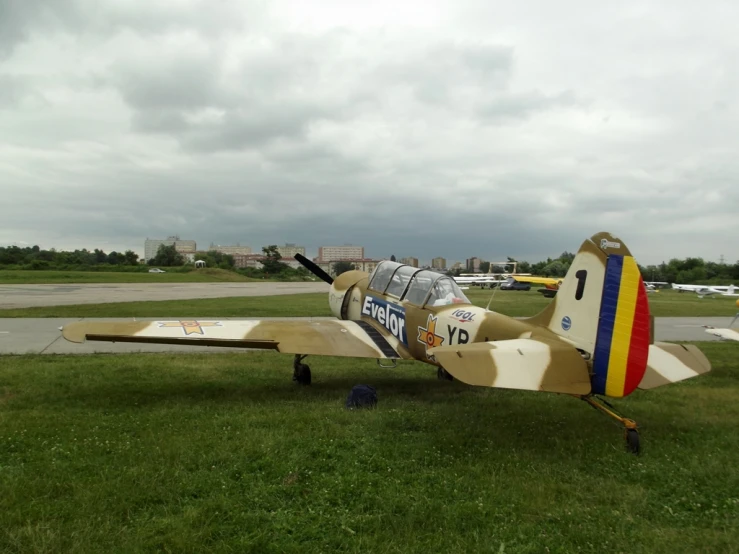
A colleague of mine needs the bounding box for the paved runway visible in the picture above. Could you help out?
[0,282,330,309]
[0,316,733,355]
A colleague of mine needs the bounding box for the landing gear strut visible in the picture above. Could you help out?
[581,395,640,454]
[293,354,311,385]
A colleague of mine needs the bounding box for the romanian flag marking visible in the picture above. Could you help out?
[592,255,651,397]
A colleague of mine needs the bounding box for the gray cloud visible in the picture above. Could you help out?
[2,1,739,266]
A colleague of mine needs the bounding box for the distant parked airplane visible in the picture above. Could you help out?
[672,283,738,298]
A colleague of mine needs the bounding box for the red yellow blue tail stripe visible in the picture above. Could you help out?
[592,254,651,397]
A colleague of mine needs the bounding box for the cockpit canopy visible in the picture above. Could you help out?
[367,260,470,307]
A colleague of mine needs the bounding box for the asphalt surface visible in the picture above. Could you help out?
[0,316,733,355]
[0,282,330,309]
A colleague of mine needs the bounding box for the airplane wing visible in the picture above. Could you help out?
[61,319,403,359]
[637,342,712,388]
[452,276,504,284]
[427,336,591,394]
[704,327,739,342]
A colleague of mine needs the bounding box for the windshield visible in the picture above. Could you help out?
[427,277,470,306]
[368,260,403,294]
[403,271,470,306]
[385,265,420,298]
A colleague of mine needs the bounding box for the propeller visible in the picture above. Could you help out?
[294,253,334,285]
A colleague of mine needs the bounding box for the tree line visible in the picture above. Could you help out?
[0,244,142,271]
[467,252,739,285]
[2,243,737,285]
[0,244,310,280]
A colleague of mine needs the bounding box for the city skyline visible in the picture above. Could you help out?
[2,233,732,270]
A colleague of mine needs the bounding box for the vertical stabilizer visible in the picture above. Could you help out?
[526,232,651,398]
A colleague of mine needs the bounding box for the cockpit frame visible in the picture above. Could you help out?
[367,261,470,307]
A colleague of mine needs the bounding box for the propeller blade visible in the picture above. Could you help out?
[294,254,334,284]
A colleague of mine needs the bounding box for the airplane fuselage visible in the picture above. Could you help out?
[328,269,557,365]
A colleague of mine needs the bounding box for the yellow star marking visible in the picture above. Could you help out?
[417,315,444,352]
[157,320,222,336]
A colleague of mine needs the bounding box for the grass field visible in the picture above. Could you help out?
[0,269,269,284]
[0,343,737,552]
[2,287,738,319]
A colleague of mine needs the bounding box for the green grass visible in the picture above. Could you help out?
[2,287,737,319]
[0,343,737,552]
[0,269,267,284]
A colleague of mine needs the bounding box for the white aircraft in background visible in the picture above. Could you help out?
[452,274,507,289]
[671,283,738,298]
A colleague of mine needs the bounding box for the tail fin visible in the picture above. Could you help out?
[526,232,651,398]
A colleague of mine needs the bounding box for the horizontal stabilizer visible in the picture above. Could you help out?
[637,342,712,389]
[428,337,591,394]
[61,319,400,359]
[704,327,739,342]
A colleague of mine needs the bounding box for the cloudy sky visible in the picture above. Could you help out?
[2,0,737,265]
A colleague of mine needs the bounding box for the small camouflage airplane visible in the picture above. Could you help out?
[61,232,712,453]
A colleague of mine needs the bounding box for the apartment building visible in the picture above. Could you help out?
[275,243,306,258]
[209,243,252,255]
[144,236,196,261]
[317,245,365,262]
[431,257,446,270]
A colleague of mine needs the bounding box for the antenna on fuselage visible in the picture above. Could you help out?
[484,262,513,312]
[484,286,499,312]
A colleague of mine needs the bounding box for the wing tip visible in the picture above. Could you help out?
[61,322,88,343]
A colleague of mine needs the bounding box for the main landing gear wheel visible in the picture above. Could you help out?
[581,395,641,455]
[437,367,454,381]
[293,354,311,385]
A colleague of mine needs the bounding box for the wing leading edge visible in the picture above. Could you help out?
[61,319,401,359]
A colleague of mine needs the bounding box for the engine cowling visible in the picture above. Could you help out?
[328,270,368,319]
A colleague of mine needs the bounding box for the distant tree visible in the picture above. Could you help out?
[558,251,576,263]
[123,250,139,265]
[93,249,108,264]
[332,261,356,276]
[200,250,235,269]
[390,254,396,262]
[517,261,531,274]
[479,261,491,273]
[152,244,185,267]
[261,245,288,273]
[542,260,567,277]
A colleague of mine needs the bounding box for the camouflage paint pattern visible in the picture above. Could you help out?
[704,327,739,342]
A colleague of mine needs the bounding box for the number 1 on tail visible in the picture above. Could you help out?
[575,270,587,300]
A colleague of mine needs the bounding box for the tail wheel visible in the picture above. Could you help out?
[625,428,640,454]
